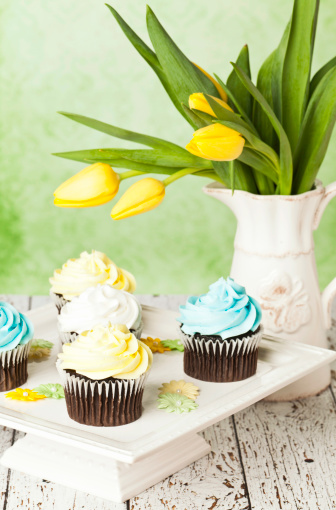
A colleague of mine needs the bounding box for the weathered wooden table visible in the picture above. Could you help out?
[0,294,335,510]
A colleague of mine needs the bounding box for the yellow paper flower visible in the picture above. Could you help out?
[186,123,245,161]
[189,93,232,118]
[111,178,165,220]
[193,63,228,102]
[141,337,170,354]
[159,380,200,400]
[5,388,47,402]
[54,162,120,208]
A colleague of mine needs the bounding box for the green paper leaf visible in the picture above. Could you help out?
[227,45,253,118]
[161,339,184,352]
[282,0,319,152]
[33,384,65,399]
[58,112,187,153]
[157,393,198,414]
[31,339,54,349]
[293,67,336,194]
[310,56,336,98]
[146,6,218,108]
[105,4,192,125]
[231,64,293,195]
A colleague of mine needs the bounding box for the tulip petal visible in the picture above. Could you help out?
[111,178,165,220]
[195,136,245,161]
[54,163,120,207]
[189,93,232,118]
[193,123,241,139]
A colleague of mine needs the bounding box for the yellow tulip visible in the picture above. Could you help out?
[189,93,232,117]
[186,123,245,161]
[111,178,165,220]
[193,63,228,102]
[54,163,120,208]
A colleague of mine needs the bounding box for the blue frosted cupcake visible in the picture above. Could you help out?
[0,302,34,391]
[177,278,263,382]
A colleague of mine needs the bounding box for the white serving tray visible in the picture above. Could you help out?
[0,303,335,502]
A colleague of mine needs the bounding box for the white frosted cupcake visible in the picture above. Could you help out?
[58,284,143,344]
[56,323,153,426]
[49,250,136,313]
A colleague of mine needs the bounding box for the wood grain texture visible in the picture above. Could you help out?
[131,418,248,510]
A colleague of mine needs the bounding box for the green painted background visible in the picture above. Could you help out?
[1,0,335,295]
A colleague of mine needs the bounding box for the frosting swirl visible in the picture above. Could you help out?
[58,285,141,333]
[178,277,262,339]
[58,323,152,380]
[49,250,136,300]
[0,302,34,352]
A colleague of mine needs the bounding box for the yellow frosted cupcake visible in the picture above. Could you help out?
[49,250,136,313]
[56,323,152,426]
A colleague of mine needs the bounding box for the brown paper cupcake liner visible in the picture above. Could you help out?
[56,360,148,426]
[0,340,33,392]
[50,292,70,314]
[180,326,263,382]
[58,320,144,345]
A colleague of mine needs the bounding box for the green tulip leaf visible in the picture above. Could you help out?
[212,160,257,193]
[105,4,192,125]
[53,148,211,169]
[181,104,208,129]
[213,74,256,133]
[293,67,336,194]
[238,149,278,184]
[282,0,319,152]
[310,56,336,99]
[146,6,218,108]
[227,45,253,118]
[231,63,293,195]
[58,112,187,153]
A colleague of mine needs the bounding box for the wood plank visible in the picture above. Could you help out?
[234,389,336,509]
[131,418,249,510]
[6,431,125,510]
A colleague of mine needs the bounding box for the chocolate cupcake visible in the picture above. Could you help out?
[178,278,263,382]
[57,284,143,344]
[0,302,34,391]
[49,250,136,313]
[57,323,152,426]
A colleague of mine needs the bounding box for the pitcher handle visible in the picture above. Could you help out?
[313,181,336,229]
[314,181,336,328]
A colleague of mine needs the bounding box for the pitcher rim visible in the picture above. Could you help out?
[203,179,324,201]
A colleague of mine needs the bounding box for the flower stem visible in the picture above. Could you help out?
[119,170,144,181]
[163,168,207,186]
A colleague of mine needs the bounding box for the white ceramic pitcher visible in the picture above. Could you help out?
[203,180,336,400]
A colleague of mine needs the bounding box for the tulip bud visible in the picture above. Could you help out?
[189,93,232,117]
[54,163,120,208]
[193,63,228,102]
[186,123,245,161]
[111,178,165,220]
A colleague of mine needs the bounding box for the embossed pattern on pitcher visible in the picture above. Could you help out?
[259,271,311,334]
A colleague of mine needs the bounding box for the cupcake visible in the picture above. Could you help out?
[178,277,263,382]
[0,302,34,391]
[57,323,152,426]
[49,250,136,313]
[57,284,143,344]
